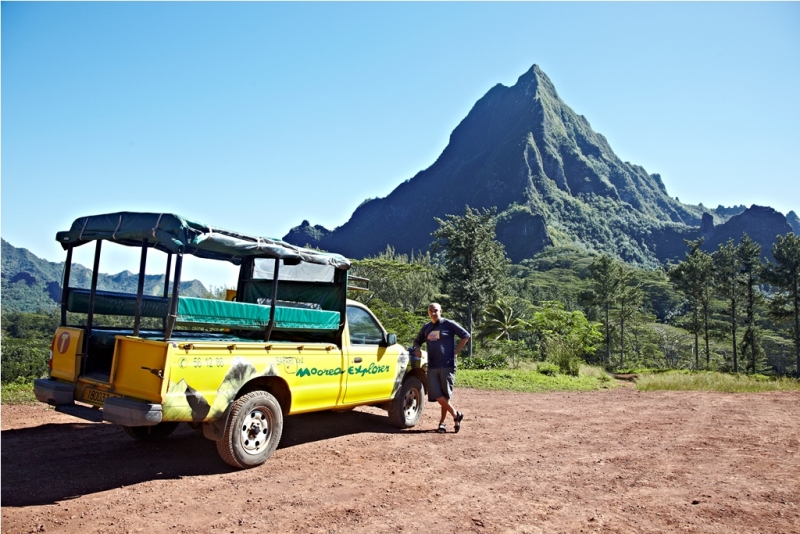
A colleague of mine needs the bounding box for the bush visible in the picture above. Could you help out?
[460,351,508,370]
[1,338,49,383]
[543,336,583,376]
[536,362,560,375]
[1,377,38,404]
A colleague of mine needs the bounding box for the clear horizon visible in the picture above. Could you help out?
[2,2,798,286]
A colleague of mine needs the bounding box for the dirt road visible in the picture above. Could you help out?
[2,386,799,533]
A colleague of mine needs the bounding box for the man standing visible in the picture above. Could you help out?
[413,303,470,433]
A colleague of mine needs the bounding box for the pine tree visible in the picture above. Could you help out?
[764,233,800,376]
[713,239,744,372]
[738,235,765,374]
[615,265,644,369]
[431,206,510,353]
[669,239,714,369]
[588,255,620,367]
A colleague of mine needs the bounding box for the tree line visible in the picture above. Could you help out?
[349,206,800,377]
[3,205,799,382]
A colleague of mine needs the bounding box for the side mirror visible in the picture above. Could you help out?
[386,333,397,346]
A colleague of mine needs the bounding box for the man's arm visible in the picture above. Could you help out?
[412,325,427,358]
[454,335,470,359]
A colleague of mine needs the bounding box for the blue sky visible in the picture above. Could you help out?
[2,2,799,286]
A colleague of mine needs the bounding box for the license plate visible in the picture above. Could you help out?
[83,388,118,404]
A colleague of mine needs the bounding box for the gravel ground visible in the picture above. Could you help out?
[2,385,799,533]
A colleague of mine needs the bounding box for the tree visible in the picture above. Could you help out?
[587,255,620,367]
[738,235,765,374]
[350,247,440,312]
[480,298,528,342]
[431,206,510,351]
[713,239,744,372]
[527,301,603,375]
[669,239,714,369]
[764,233,800,376]
[615,265,645,369]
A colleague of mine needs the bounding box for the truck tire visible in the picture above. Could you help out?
[122,422,179,442]
[388,376,425,429]
[216,390,283,469]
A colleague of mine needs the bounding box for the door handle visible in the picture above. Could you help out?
[353,357,363,363]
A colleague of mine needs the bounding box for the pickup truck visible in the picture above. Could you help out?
[34,212,427,468]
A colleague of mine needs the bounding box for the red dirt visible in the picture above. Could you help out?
[3,386,800,533]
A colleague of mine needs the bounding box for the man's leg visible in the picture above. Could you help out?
[437,396,456,423]
[437,397,455,426]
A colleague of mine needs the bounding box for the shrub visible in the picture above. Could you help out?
[536,362,560,375]
[543,336,583,376]
[1,338,49,383]
[460,351,508,370]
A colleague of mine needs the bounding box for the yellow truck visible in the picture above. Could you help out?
[34,212,427,468]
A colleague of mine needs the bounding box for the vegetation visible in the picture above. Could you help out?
[456,367,611,393]
[635,371,800,393]
[4,214,800,404]
[1,378,39,404]
[431,206,510,345]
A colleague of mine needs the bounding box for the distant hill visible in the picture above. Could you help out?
[1,239,208,313]
[787,211,800,235]
[285,64,794,267]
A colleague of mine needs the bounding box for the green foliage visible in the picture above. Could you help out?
[535,361,560,375]
[542,336,582,376]
[459,351,508,370]
[528,301,603,362]
[1,378,39,404]
[479,298,529,342]
[480,339,534,369]
[634,370,800,392]
[350,247,440,313]
[432,206,510,329]
[764,232,800,376]
[669,238,715,368]
[456,368,610,392]
[712,238,746,372]
[738,235,767,374]
[363,298,427,347]
[2,310,59,340]
[1,338,49,384]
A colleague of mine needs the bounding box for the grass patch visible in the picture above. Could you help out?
[635,371,800,393]
[457,367,612,393]
[1,379,38,405]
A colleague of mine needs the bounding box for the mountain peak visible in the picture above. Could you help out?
[284,64,790,266]
[502,64,559,102]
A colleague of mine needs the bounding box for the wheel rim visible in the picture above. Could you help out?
[402,386,420,419]
[239,407,274,456]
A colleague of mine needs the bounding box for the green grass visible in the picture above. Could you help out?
[635,371,800,393]
[457,366,613,393]
[1,379,38,405]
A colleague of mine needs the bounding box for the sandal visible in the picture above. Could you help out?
[454,411,464,433]
[437,423,447,433]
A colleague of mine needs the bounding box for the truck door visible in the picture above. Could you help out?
[342,305,397,405]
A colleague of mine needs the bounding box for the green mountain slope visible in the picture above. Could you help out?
[285,64,793,267]
[1,239,208,313]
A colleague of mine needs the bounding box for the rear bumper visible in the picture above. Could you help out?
[33,379,75,406]
[103,396,162,427]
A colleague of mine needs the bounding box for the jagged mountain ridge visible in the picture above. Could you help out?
[1,239,208,313]
[285,64,793,266]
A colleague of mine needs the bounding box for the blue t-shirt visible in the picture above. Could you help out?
[414,318,470,369]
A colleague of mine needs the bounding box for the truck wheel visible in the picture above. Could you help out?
[216,390,283,469]
[122,422,179,442]
[388,376,425,429]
